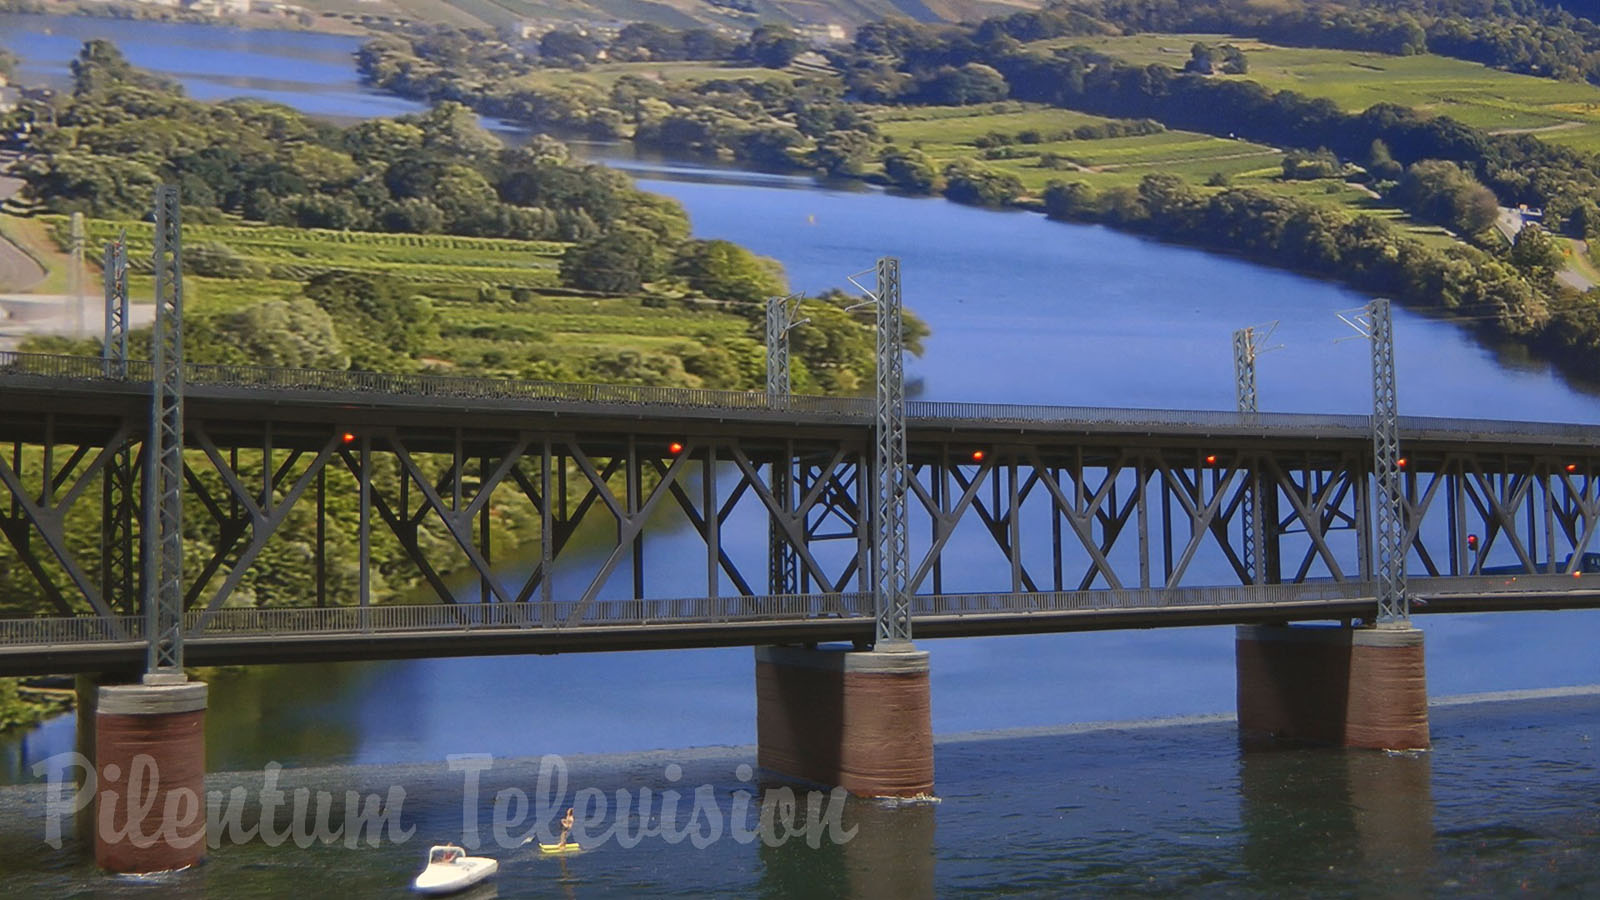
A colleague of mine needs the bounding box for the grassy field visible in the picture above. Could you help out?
[1043,33,1600,153]
[872,104,1460,249]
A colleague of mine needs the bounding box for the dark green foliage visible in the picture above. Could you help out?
[19,43,689,251]
[302,271,438,370]
[882,147,944,194]
[1282,148,1343,180]
[671,239,787,303]
[560,231,660,294]
[942,159,1023,206]
[1396,160,1500,234]
[747,24,804,68]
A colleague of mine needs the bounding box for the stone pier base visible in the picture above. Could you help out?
[1236,624,1429,751]
[94,679,208,873]
[755,644,933,798]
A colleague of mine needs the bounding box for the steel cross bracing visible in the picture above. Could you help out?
[144,186,186,674]
[4,394,1600,653]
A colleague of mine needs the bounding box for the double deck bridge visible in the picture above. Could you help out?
[2,350,1598,675]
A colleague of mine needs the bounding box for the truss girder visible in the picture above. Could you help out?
[7,406,1600,638]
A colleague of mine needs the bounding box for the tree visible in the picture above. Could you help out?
[1185,42,1216,75]
[671,239,786,303]
[882,147,943,194]
[1042,180,1096,219]
[188,298,350,369]
[1218,44,1248,75]
[302,272,437,369]
[1510,224,1563,281]
[559,231,659,294]
[813,130,875,176]
[539,30,599,63]
[747,24,804,68]
[942,159,1023,207]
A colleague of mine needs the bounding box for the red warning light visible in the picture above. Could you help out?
[1204,454,1217,466]
[971,450,985,463]
[341,432,356,444]
[1466,533,1478,552]
[1567,464,1579,474]
[1396,457,1407,469]
[668,442,684,455]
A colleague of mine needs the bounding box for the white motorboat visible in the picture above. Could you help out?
[412,844,498,895]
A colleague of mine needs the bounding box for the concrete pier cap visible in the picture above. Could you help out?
[1236,623,1429,752]
[755,643,934,799]
[94,678,208,874]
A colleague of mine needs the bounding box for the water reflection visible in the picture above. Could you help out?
[1238,748,1434,887]
[759,789,935,900]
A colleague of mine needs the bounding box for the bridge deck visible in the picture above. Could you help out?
[2,578,1594,675]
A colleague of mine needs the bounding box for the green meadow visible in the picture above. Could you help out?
[1044,33,1600,152]
[872,104,1459,249]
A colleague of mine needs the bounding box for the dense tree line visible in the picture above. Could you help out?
[359,32,877,173]
[17,41,687,250]
[1040,174,1600,379]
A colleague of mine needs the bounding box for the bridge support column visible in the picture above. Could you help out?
[93,679,208,873]
[755,644,933,798]
[1236,625,1428,751]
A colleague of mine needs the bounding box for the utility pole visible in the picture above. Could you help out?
[144,185,186,679]
[1339,299,1407,625]
[765,295,807,595]
[1233,322,1277,586]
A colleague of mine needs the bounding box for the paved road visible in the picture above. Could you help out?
[0,173,46,293]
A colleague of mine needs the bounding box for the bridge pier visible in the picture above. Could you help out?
[755,644,933,798]
[1236,624,1429,751]
[88,678,208,873]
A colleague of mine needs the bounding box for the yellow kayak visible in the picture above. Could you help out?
[538,843,581,854]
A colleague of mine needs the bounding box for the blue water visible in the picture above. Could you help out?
[0,16,1597,895]
[0,13,426,119]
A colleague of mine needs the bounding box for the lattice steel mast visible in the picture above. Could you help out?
[69,212,85,338]
[866,259,910,645]
[1340,299,1407,624]
[144,186,186,676]
[100,230,135,614]
[765,295,806,595]
[1233,322,1276,586]
[102,230,129,369]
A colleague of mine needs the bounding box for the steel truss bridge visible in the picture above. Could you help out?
[2,351,1599,674]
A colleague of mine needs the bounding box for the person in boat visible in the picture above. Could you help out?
[557,807,575,849]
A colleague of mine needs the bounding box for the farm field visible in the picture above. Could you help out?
[25,216,766,383]
[1042,33,1600,152]
[872,104,1461,249]
[58,218,566,299]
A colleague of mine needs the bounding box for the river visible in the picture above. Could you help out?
[0,14,1597,897]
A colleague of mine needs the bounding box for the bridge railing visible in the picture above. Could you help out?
[2,575,1596,647]
[9,350,1600,439]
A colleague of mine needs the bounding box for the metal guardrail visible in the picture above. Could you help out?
[0,584,1368,646]
[1,576,1594,648]
[6,351,1600,438]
